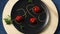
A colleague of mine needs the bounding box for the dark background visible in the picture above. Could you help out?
[0,0,60,34]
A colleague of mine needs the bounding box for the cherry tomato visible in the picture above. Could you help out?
[15,16,23,22]
[33,6,40,13]
[29,17,37,24]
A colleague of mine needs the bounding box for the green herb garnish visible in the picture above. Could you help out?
[4,15,12,25]
[28,0,32,3]
[20,25,24,29]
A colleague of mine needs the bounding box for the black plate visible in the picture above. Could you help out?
[11,0,49,34]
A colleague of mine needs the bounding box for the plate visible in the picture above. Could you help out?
[2,0,58,34]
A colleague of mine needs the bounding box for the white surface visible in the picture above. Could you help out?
[2,0,58,34]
